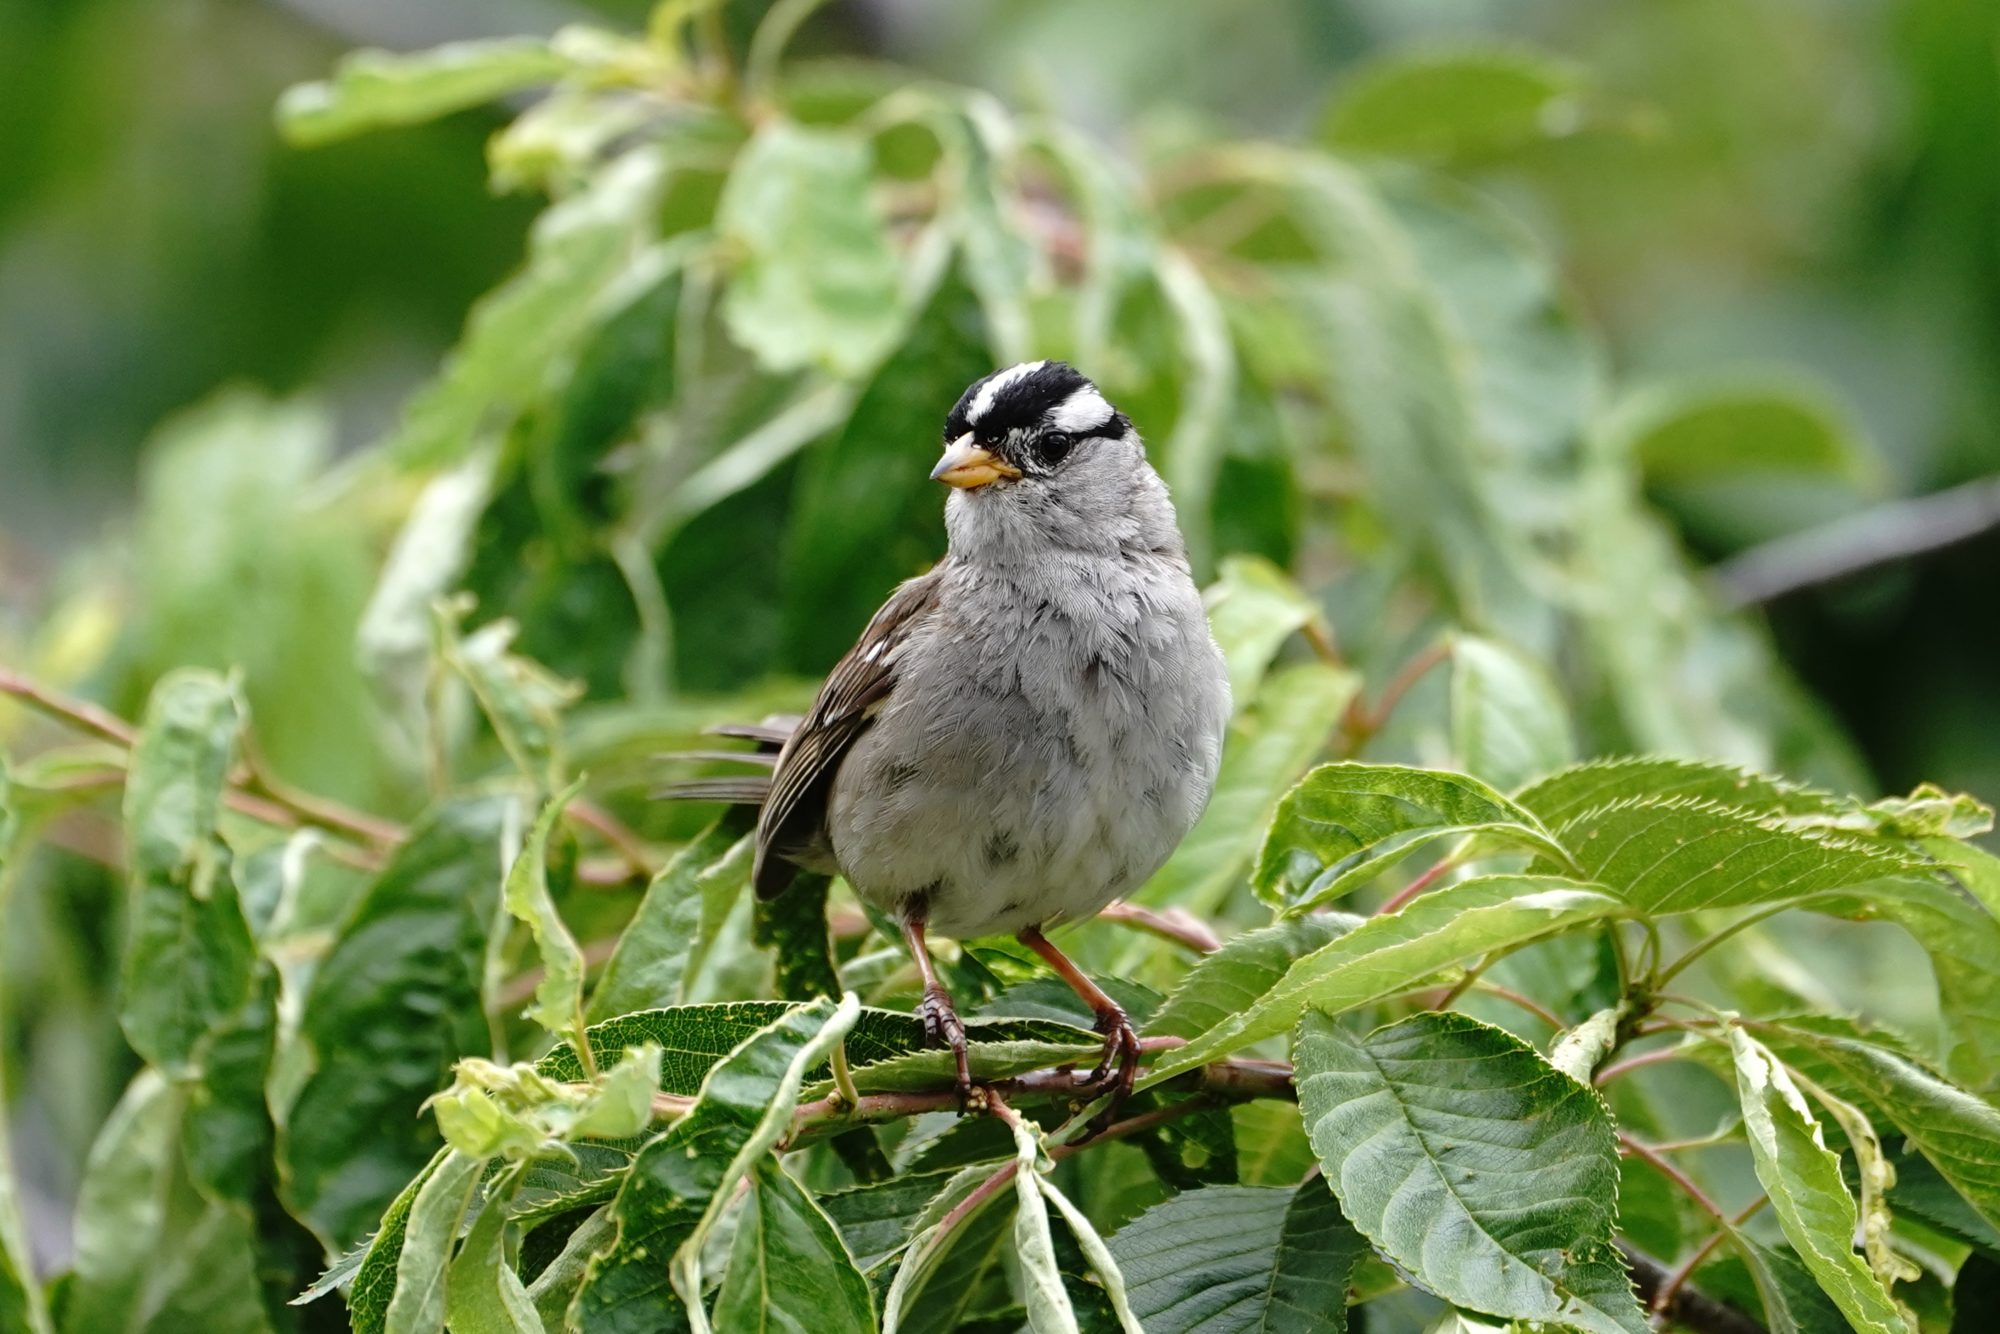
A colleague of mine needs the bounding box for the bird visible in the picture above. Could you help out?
[668,360,1230,1100]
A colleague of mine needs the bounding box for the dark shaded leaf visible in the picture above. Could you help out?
[281,795,511,1249]
[1108,1181,1367,1332]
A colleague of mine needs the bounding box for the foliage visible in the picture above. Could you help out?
[1,3,1997,1333]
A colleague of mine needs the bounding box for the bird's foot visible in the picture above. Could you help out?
[1081,1003,1140,1103]
[917,984,974,1107]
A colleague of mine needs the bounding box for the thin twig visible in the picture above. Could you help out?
[1652,1196,1768,1319]
[1341,639,1451,751]
[1712,474,2000,608]
[1377,856,1457,915]
[1596,1045,1697,1086]
[1619,1134,1728,1224]
[566,800,655,878]
[1098,901,1222,953]
[0,666,136,744]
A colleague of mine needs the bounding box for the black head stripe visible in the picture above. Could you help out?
[944,361,1094,442]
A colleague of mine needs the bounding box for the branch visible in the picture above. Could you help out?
[1097,900,1222,953]
[1711,474,2000,608]
[1621,1242,1767,1334]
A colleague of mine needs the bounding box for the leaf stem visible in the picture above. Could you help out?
[1375,855,1457,915]
[1654,895,1843,989]
[1651,1196,1767,1318]
[1340,638,1451,752]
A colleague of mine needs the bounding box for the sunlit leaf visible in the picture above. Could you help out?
[444,1168,545,1334]
[1146,913,1360,1040]
[1728,1029,1907,1334]
[1518,757,1851,829]
[1140,875,1626,1087]
[1297,1011,1645,1334]
[1321,47,1595,162]
[1604,377,1873,486]
[1252,761,1571,912]
[717,122,904,377]
[501,779,587,1041]
[279,38,571,147]
[383,1149,484,1334]
[1550,794,1921,915]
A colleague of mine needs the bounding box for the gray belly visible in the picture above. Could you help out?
[824,584,1226,940]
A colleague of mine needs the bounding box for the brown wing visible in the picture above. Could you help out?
[753,564,947,898]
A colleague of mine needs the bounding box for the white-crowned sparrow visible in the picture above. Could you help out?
[673,361,1229,1096]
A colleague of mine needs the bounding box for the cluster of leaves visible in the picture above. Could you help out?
[2,2,1995,1333]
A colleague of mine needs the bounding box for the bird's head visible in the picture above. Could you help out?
[931,360,1180,561]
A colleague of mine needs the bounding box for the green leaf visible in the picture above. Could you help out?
[445,1168,545,1334]
[1201,555,1326,714]
[880,1164,1017,1334]
[438,601,584,791]
[429,1046,660,1161]
[1146,914,1361,1040]
[1517,756,1849,829]
[588,817,753,1020]
[1738,1239,1855,1334]
[1155,246,1238,572]
[543,1000,1094,1095]
[119,669,257,1076]
[1035,1174,1142,1334]
[1140,874,1625,1088]
[502,778,588,1042]
[1108,1181,1367,1333]
[382,153,668,468]
[712,1161,877,1334]
[717,123,904,378]
[1728,1028,1909,1334]
[341,1153,443,1334]
[1802,876,2000,1091]
[1449,634,1574,792]
[356,451,497,758]
[819,1167,970,1274]
[1870,787,1992,839]
[1134,663,1358,918]
[383,1149,484,1334]
[0,785,49,1334]
[570,995,859,1331]
[60,1073,271,1334]
[1605,376,1873,486]
[1549,794,1921,915]
[1763,1022,2000,1233]
[1321,46,1594,162]
[281,795,510,1249]
[1001,1114,1077,1334]
[1253,761,1571,912]
[1296,1011,1646,1334]
[278,38,571,146]
[1548,1004,1626,1083]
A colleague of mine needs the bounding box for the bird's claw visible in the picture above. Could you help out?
[918,984,974,1108]
[1081,1004,1141,1103]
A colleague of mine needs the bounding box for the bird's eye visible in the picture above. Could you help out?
[1035,432,1075,467]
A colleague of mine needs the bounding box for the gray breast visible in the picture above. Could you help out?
[825,552,1228,940]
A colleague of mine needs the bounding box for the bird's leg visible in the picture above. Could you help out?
[1017,925,1140,1102]
[901,915,972,1103]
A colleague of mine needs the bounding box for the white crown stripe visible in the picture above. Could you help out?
[1047,386,1114,434]
[966,360,1048,424]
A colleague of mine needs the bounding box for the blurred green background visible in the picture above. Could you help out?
[2,0,1998,1297]
[5,0,1996,803]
